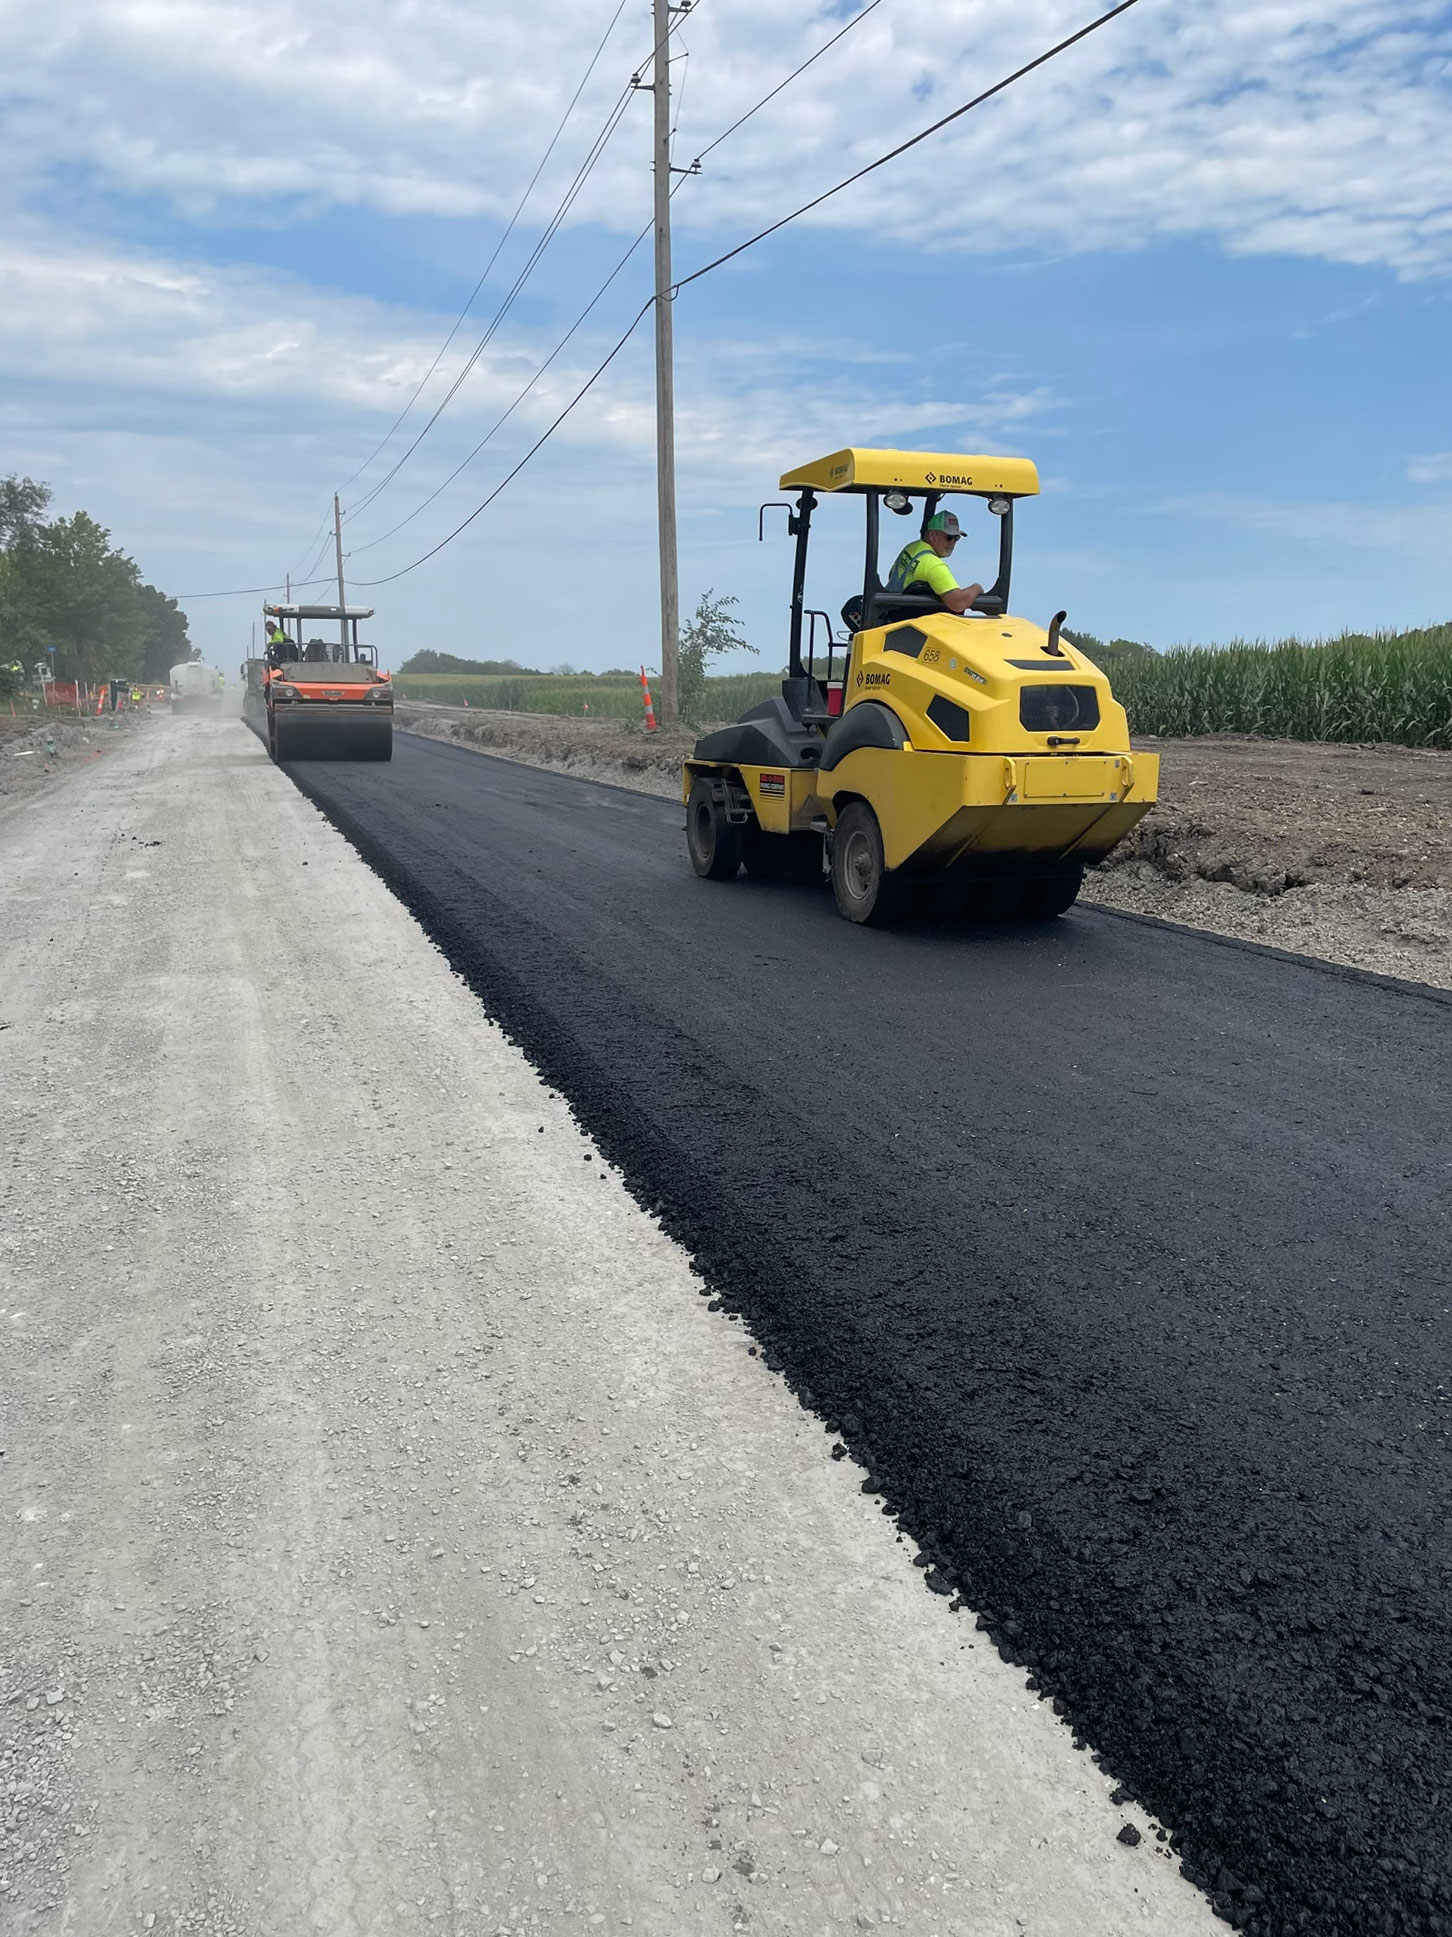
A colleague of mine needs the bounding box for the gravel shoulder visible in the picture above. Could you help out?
[0,714,1215,1937]
[398,706,1452,989]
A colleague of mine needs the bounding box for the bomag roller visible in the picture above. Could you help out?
[242,603,393,763]
[683,447,1158,923]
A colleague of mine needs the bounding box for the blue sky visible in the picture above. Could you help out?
[2,0,1449,671]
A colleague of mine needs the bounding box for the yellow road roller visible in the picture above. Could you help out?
[683,447,1158,923]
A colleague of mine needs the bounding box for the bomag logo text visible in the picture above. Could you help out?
[863,670,891,688]
[931,472,975,487]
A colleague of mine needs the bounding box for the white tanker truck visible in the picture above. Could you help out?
[170,661,224,711]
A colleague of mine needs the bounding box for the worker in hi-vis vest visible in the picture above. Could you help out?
[885,510,984,615]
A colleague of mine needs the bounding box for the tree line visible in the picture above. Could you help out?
[1,474,191,689]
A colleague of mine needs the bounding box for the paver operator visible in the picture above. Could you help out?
[885,511,984,615]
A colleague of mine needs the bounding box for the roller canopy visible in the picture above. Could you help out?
[263,603,376,620]
[779,448,1039,498]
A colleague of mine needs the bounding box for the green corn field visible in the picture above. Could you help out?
[391,670,781,720]
[394,673,643,714]
[1108,623,1452,749]
[395,622,1452,747]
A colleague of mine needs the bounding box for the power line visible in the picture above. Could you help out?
[175,572,336,601]
[670,46,691,158]
[343,2,704,523]
[344,86,636,514]
[176,15,684,605]
[352,0,1140,589]
[278,0,635,590]
[293,516,340,591]
[689,0,884,166]
[284,504,335,585]
[197,0,1124,603]
[675,0,1139,292]
[345,5,880,559]
[352,303,652,586]
[334,0,632,504]
[347,221,654,556]
[343,83,637,520]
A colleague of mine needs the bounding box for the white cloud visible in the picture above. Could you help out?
[1407,451,1452,483]
[3,0,1451,275]
[0,222,1055,454]
[0,225,508,411]
[0,221,1059,655]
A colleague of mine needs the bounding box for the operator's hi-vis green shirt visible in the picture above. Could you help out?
[886,538,958,598]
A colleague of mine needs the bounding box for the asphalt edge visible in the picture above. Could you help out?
[282,753,1248,1930]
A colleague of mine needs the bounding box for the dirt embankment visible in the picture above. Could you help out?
[1087,736,1452,987]
[0,711,145,806]
[398,705,1452,990]
[397,700,689,796]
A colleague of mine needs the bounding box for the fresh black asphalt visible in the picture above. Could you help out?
[287,732,1452,1937]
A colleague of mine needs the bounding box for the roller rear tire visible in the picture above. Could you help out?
[686,777,745,881]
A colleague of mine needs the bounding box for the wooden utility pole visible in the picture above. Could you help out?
[651,0,680,721]
[333,494,347,655]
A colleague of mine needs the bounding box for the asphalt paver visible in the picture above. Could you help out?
[289,731,1452,1937]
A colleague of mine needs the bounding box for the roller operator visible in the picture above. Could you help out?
[265,621,297,667]
[885,511,984,614]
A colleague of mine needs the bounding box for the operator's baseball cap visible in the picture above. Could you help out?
[926,510,965,538]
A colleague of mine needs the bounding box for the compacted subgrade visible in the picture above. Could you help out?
[286,734,1452,1937]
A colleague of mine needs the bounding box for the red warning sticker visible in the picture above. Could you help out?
[758,773,786,797]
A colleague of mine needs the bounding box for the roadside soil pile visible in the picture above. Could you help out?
[399,705,1452,989]
[1090,735,1452,988]
[0,712,144,805]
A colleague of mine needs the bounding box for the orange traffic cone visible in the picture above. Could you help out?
[639,667,657,734]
